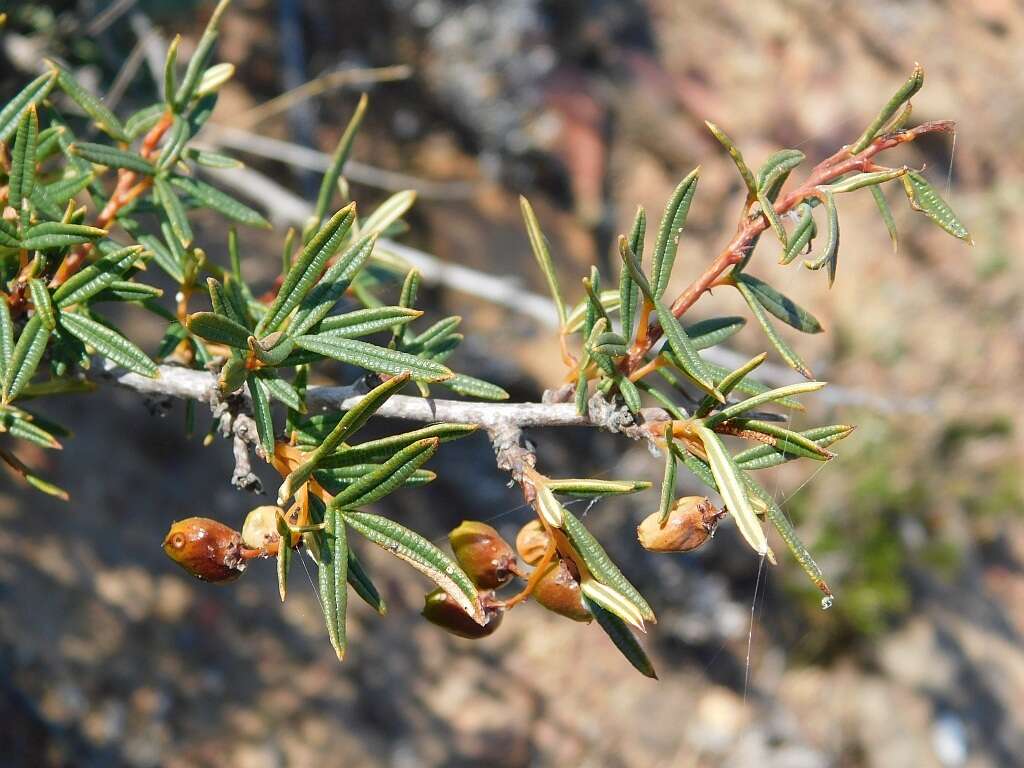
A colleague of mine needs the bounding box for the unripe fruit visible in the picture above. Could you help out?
[637,496,725,553]
[163,517,246,583]
[421,588,503,638]
[241,505,282,554]
[533,559,592,622]
[515,519,551,566]
[449,520,518,589]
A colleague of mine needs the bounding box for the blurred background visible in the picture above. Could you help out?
[1,1,1022,766]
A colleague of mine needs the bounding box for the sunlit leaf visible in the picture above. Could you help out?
[561,508,655,623]
[343,510,483,623]
[584,595,657,679]
[59,312,157,377]
[851,63,924,153]
[293,335,451,382]
[259,203,356,334]
[902,170,971,242]
[651,168,699,299]
[318,506,349,661]
[694,424,767,555]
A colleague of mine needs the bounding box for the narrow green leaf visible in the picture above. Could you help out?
[902,170,971,242]
[293,335,451,382]
[851,63,924,153]
[206,277,247,328]
[3,317,51,402]
[259,375,302,411]
[780,203,815,265]
[756,149,804,203]
[695,353,766,418]
[170,176,270,228]
[27,280,56,331]
[687,316,746,350]
[276,512,292,601]
[329,437,438,509]
[619,205,646,339]
[359,190,416,237]
[534,482,566,528]
[125,104,165,139]
[20,222,107,251]
[654,299,720,398]
[803,191,839,286]
[695,425,767,556]
[318,306,422,338]
[259,204,356,334]
[347,546,387,615]
[247,373,275,455]
[92,281,163,303]
[545,478,650,497]
[155,116,190,171]
[870,186,898,253]
[313,465,434,495]
[564,290,620,335]
[137,233,185,284]
[278,373,411,502]
[581,578,647,631]
[736,273,822,333]
[705,121,757,197]
[310,422,477,461]
[0,447,68,500]
[172,0,230,110]
[734,424,854,470]
[9,106,38,213]
[520,196,567,327]
[36,171,95,209]
[71,142,155,174]
[441,373,509,401]
[196,62,235,97]
[289,233,376,337]
[584,595,657,679]
[734,280,813,378]
[185,147,241,168]
[319,506,349,661]
[826,167,907,194]
[315,93,367,222]
[186,312,251,348]
[0,409,62,450]
[343,510,483,623]
[58,312,157,377]
[0,69,58,143]
[703,381,825,427]
[561,507,655,623]
[55,66,129,141]
[0,302,13,380]
[743,475,832,598]
[731,419,834,461]
[651,168,700,299]
[54,245,143,307]
[658,431,677,524]
[0,220,21,248]
[153,176,193,248]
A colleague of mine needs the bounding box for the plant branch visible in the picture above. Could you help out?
[623,120,955,372]
[95,361,668,433]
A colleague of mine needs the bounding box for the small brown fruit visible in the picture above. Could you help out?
[637,496,725,553]
[533,559,592,622]
[421,588,503,638]
[241,505,283,554]
[163,517,246,583]
[515,519,551,566]
[449,520,518,589]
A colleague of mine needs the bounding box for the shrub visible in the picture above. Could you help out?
[0,1,968,677]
